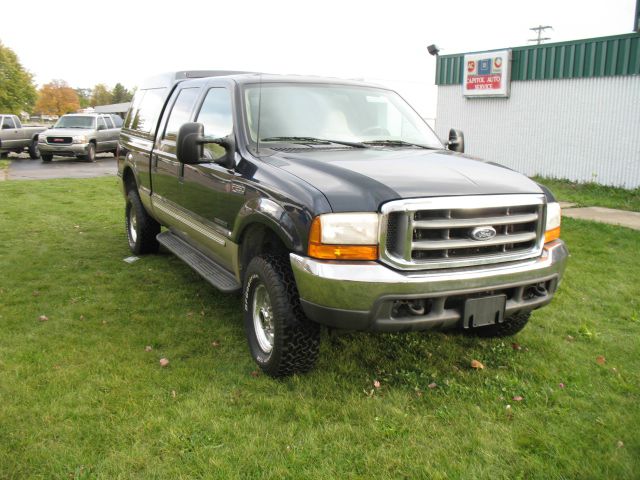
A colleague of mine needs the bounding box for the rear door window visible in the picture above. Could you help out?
[97,117,107,130]
[163,88,201,141]
[126,88,167,137]
[104,116,115,128]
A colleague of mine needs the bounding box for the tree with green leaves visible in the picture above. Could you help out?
[111,83,133,103]
[91,84,112,106]
[0,41,37,115]
[75,88,92,109]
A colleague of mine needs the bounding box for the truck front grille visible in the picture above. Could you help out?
[47,136,72,144]
[380,195,546,270]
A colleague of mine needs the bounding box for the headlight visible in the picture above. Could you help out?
[38,134,47,143]
[72,135,88,144]
[308,213,379,260]
[544,202,561,243]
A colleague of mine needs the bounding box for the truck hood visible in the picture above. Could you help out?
[268,148,543,212]
[42,128,94,136]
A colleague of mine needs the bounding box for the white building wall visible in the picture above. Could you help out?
[435,76,640,188]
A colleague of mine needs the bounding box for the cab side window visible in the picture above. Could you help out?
[196,88,233,160]
[2,116,16,129]
[163,88,201,141]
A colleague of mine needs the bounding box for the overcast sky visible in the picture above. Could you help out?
[3,0,637,118]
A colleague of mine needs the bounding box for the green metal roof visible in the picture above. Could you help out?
[436,32,640,85]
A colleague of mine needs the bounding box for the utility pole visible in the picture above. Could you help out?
[528,25,553,45]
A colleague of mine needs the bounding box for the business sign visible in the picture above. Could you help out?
[463,50,511,97]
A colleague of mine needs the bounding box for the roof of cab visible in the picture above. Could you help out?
[139,71,386,90]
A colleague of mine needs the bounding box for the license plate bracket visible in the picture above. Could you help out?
[463,295,507,329]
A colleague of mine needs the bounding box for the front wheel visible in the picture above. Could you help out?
[41,154,53,162]
[465,311,531,337]
[29,139,41,159]
[82,143,96,162]
[125,189,160,254]
[243,256,320,377]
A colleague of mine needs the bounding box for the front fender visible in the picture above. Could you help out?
[233,198,307,254]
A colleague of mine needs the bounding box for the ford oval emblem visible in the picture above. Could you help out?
[470,226,497,241]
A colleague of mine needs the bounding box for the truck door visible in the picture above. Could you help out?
[1,116,19,149]
[150,86,201,227]
[180,86,244,269]
[96,116,110,152]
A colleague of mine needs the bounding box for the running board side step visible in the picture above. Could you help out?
[157,231,241,293]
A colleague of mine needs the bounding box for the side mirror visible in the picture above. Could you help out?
[176,122,235,168]
[447,128,465,153]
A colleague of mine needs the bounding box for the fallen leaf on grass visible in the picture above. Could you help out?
[171,390,176,398]
[79,315,85,321]
[32,290,40,297]
[559,383,566,388]
[211,341,220,348]
[617,440,624,448]
[159,358,169,367]
[596,355,606,365]
[373,380,381,389]
[565,335,575,342]
[144,345,153,352]
[428,382,437,389]
[38,315,49,322]
[470,359,484,369]
[250,370,260,377]
[512,395,524,402]
[511,343,522,351]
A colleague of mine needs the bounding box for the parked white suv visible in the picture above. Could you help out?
[38,113,120,162]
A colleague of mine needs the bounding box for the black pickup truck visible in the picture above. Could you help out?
[118,71,567,377]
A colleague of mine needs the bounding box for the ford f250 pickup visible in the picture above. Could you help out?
[0,114,46,159]
[118,71,568,377]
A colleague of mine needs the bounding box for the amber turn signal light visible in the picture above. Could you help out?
[544,226,561,244]
[308,217,379,260]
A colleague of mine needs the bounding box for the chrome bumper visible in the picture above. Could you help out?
[290,240,569,331]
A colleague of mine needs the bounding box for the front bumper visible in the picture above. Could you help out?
[290,240,569,332]
[39,142,90,157]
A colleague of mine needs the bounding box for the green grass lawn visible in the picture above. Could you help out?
[534,176,640,212]
[0,177,638,479]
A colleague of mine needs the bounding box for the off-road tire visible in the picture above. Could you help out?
[125,189,160,254]
[41,154,53,162]
[83,142,96,162]
[466,311,531,337]
[29,138,41,159]
[243,255,320,377]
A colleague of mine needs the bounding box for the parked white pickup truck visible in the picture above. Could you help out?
[0,114,47,159]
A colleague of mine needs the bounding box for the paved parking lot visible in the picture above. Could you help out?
[4,153,117,180]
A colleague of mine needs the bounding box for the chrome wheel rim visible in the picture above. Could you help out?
[252,283,274,353]
[128,208,137,243]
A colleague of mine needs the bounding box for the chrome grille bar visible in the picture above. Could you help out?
[413,212,538,229]
[412,232,537,251]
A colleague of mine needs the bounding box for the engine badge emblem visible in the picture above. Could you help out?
[470,226,497,241]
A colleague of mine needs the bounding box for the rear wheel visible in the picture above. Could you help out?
[465,311,531,337]
[125,189,160,254]
[29,139,41,159]
[243,255,320,377]
[41,154,53,162]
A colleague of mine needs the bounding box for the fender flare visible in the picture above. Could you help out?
[233,198,306,254]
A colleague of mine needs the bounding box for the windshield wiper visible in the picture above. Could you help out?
[260,136,366,148]
[362,139,435,149]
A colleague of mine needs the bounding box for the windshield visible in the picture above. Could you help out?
[54,116,95,129]
[243,83,442,149]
